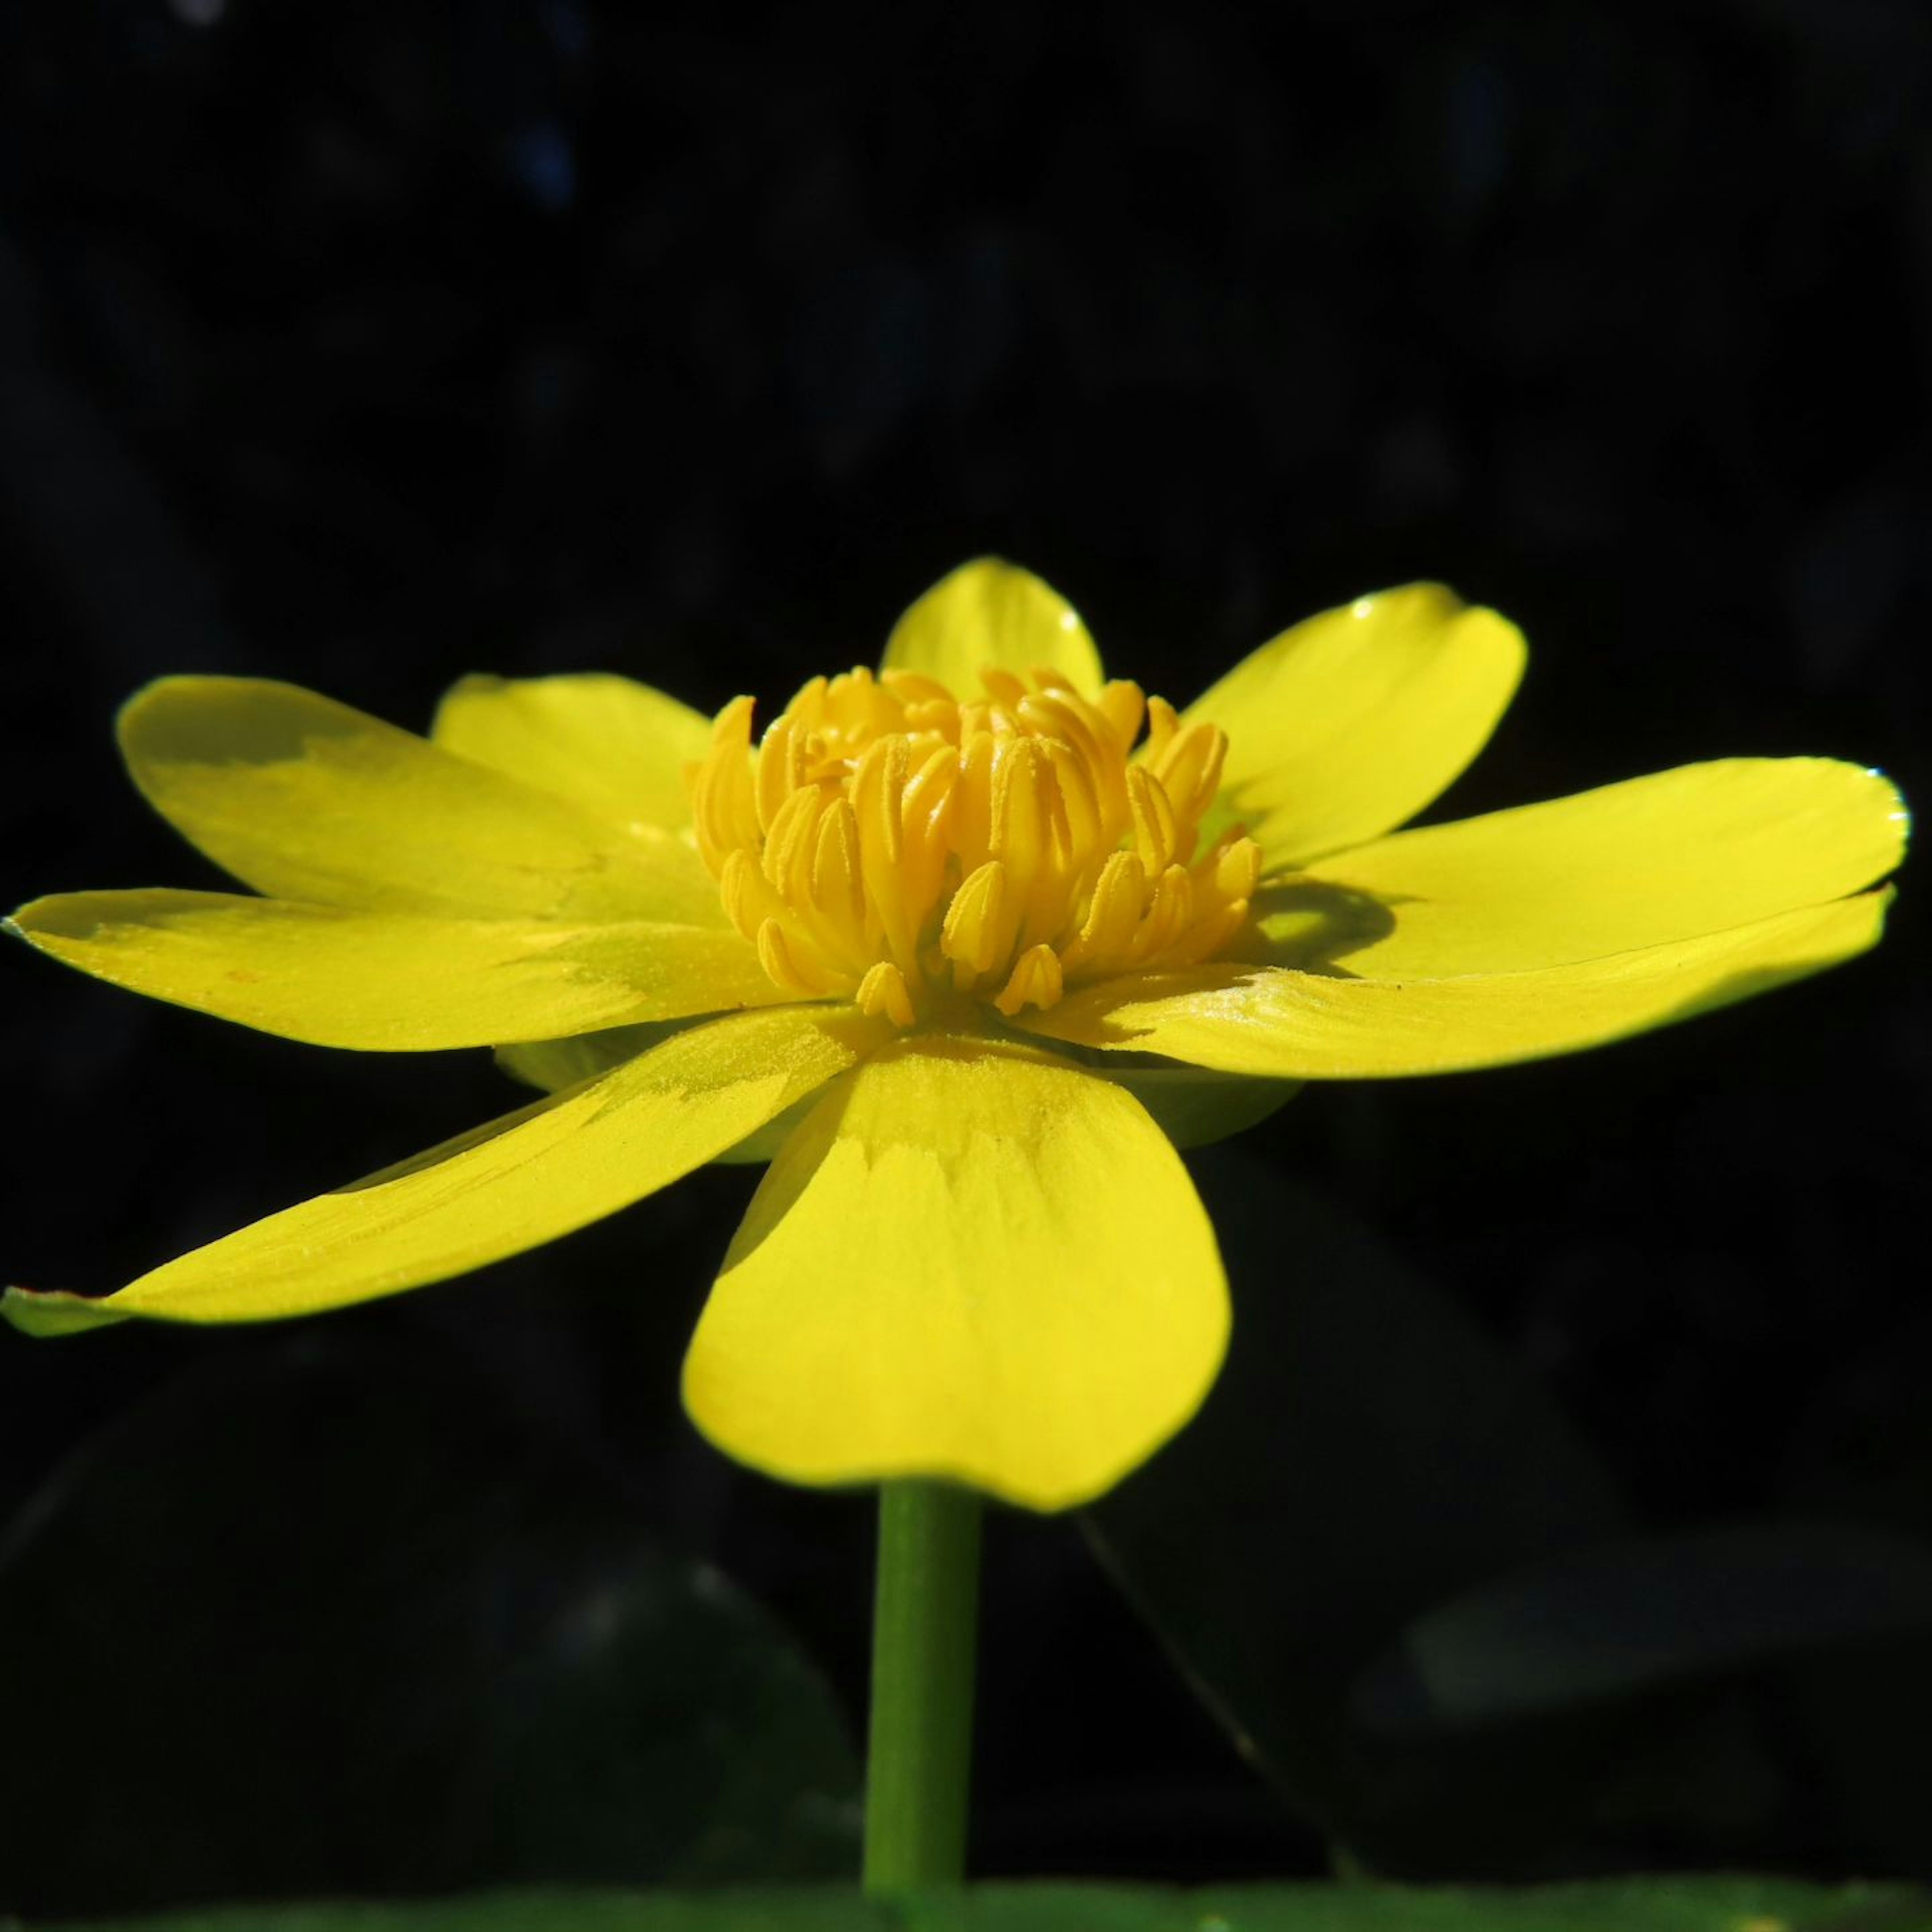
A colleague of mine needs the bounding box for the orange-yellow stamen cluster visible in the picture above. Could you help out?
[689,664,1261,1026]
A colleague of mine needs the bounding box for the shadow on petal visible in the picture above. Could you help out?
[1233,876,1398,976]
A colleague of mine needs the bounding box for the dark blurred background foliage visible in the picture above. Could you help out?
[2,0,1928,1913]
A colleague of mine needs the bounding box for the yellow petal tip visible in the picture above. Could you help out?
[3,1286,132,1338]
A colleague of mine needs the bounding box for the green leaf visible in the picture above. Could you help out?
[1085,1148,1932,1877]
[1084,1147,1632,1871]
[0,1356,858,1918]
[34,1875,1932,1931]
[1356,1520,1932,1730]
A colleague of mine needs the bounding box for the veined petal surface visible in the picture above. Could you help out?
[1280,759,1908,977]
[682,1037,1228,1512]
[2,1005,884,1336]
[881,557,1105,698]
[119,677,721,924]
[1184,584,1524,869]
[9,891,785,1049]
[432,672,712,835]
[1020,892,1892,1080]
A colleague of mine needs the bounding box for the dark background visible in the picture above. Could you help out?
[2,0,1928,1914]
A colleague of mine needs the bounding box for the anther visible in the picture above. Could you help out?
[994,943,1064,1017]
[857,960,917,1027]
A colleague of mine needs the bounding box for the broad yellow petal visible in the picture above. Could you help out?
[682,1037,1228,1512]
[118,677,721,924]
[1019,892,1892,1080]
[1276,759,1908,977]
[1184,584,1525,868]
[881,558,1105,698]
[9,890,783,1049]
[431,672,711,835]
[2,1005,883,1336]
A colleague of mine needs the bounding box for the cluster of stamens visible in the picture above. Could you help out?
[688,664,1261,1027]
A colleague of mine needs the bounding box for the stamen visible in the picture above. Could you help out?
[994,943,1064,1017]
[941,861,1009,982]
[857,960,917,1027]
[1126,766,1181,871]
[688,662,1261,1026]
[755,919,827,998]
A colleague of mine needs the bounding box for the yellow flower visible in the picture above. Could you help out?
[4,561,1907,1511]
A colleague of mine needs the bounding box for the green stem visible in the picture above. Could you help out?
[862,1477,983,1890]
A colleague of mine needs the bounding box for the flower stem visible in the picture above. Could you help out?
[861,1477,983,1889]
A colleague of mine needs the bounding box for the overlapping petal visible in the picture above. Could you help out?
[1019,892,1892,1080]
[1263,759,1909,977]
[9,891,784,1049]
[1184,584,1524,869]
[881,557,1105,698]
[431,672,712,835]
[3,1005,887,1337]
[682,1037,1228,1511]
[119,677,721,924]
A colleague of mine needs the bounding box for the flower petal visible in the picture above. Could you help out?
[1096,1064,1301,1148]
[1184,584,1525,868]
[118,677,721,923]
[496,1022,689,1094]
[881,558,1105,698]
[681,1036,1228,1512]
[1278,759,1908,977]
[9,890,785,1049]
[1018,892,1893,1080]
[431,672,712,835]
[2,1005,883,1336]
[494,1021,831,1164]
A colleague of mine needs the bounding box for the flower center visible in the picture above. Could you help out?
[688,664,1261,1026]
